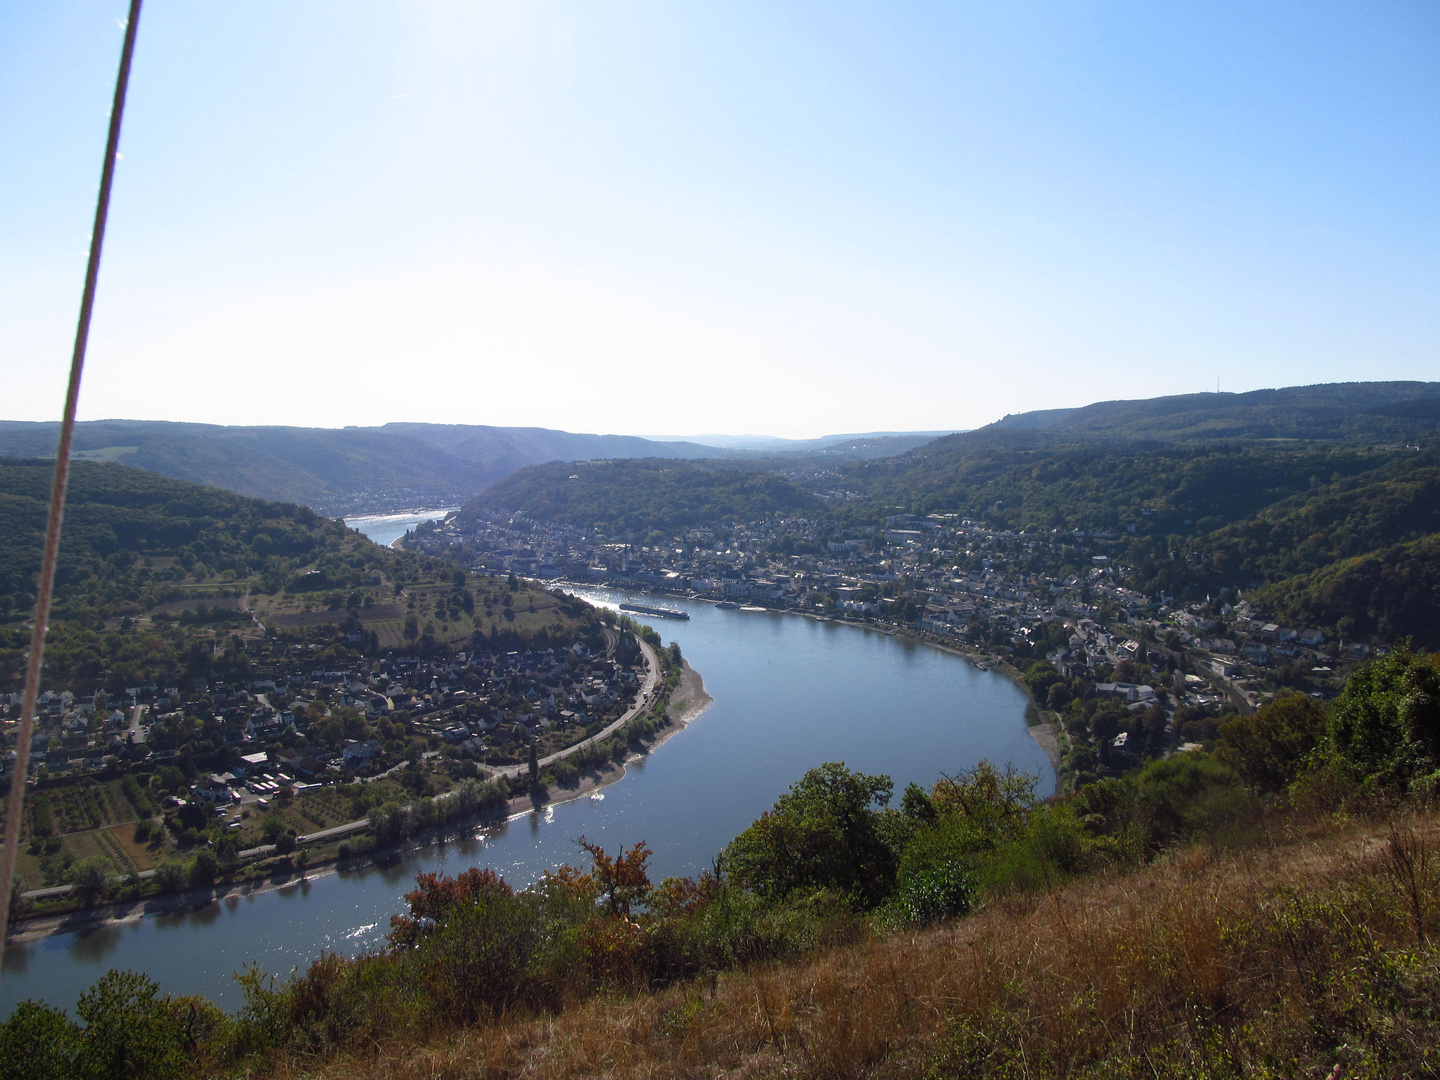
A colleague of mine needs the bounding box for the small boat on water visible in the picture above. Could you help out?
[619,601,691,620]
[716,601,739,610]
[740,605,767,613]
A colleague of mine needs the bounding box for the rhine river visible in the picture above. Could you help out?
[2,585,1049,1016]
[341,508,460,548]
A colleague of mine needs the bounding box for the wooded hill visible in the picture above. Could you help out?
[0,422,973,517]
[451,382,1440,646]
[0,457,356,630]
[456,459,827,534]
[983,380,1440,442]
[0,458,594,694]
[0,422,727,517]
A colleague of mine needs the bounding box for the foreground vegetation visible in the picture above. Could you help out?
[3,646,1437,1078]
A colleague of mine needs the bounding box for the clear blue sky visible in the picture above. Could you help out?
[3,2,1438,439]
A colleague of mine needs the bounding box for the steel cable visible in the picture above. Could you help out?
[0,0,144,964]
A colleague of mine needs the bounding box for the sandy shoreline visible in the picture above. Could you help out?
[495,658,713,821]
[7,663,715,945]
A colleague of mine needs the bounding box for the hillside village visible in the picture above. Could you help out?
[6,633,646,789]
[407,507,1359,783]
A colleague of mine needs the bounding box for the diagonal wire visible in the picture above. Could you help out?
[0,0,144,958]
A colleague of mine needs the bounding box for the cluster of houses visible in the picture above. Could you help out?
[407,509,1351,726]
[2,635,645,796]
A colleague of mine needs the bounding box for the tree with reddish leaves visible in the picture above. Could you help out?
[577,837,652,918]
[387,866,513,947]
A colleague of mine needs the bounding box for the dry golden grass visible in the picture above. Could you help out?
[249,810,1440,1080]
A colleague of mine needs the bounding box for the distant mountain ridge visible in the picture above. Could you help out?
[985,381,1440,442]
[0,421,732,517]
[0,420,962,517]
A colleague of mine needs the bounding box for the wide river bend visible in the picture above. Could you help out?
[2,586,1049,1015]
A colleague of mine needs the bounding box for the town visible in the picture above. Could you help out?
[3,598,666,901]
[405,506,1358,787]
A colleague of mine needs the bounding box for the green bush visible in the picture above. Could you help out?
[1322,646,1440,792]
[1215,693,1326,794]
[722,763,897,908]
[0,999,79,1080]
[74,970,188,1080]
[1135,755,1250,846]
[889,862,974,926]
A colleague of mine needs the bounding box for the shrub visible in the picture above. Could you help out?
[0,999,79,1080]
[74,970,188,1080]
[1135,754,1250,846]
[1322,646,1440,792]
[889,861,974,926]
[722,763,896,908]
[1216,693,1326,794]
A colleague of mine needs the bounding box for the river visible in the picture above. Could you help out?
[342,508,461,548]
[1,586,1048,1016]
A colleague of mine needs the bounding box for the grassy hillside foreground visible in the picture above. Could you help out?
[275,811,1438,1080]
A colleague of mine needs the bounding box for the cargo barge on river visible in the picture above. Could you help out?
[619,602,691,620]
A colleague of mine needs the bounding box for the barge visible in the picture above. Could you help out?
[619,601,691,620]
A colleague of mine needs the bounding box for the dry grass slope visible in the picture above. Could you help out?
[257,810,1440,1080]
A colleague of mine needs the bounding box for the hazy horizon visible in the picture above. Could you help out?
[5,3,1438,439]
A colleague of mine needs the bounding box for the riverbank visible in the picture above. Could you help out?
[7,662,714,945]
[495,658,713,819]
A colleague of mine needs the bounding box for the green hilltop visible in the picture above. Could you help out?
[457,458,827,534]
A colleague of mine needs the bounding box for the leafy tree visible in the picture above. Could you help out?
[413,883,542,1022]
[176,801,207,832]
[1134,755,1250,845]
[188,848,219,887]
[260,814,286,844]
[1024,661,1063,700]
[1215,693,1325,794]
[1046,681,1072,710]
[0,1000,80,1080]
[1323,645,1440,791]
[74,970,187,1080]
[153,859,187,893]
[388,867,515,947]
[722,762,896,907]
[68,856,114,907]
[892,762,1040,901]
[578,838,652,918]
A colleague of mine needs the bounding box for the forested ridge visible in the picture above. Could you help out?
[458,459,827,533]
[984,379,1440,441]
[0,457,578,694]
[0,457,351,626]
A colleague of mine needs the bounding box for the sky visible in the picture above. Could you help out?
[2,2,1438,440]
